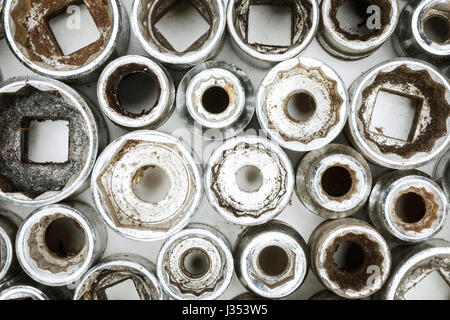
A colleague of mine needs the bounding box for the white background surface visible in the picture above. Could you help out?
[0,0,448,300]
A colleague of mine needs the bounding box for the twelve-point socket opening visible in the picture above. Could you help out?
[44,217,86,259]
[181,248,211,278]
[132,166,171,203]
[257,245,289,277]
[235,165,264,193]
[202,86,230,114]
[395,192,426,224]
[321,166,353,198]
[286,91,316,122]
[333,241,365,272]
[423,15,450,44]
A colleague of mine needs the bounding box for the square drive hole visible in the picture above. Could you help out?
[369,89,423,142]
[48,3,101,56]
[154,0,210,53]
[248,5,292,47]
[404,271,450,300]
[104,279,141,300]
[25,120,69,164]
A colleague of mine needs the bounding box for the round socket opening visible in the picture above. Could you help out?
[132,166,171,203]
[45,217,86,258]
[257,245,289,277]
[202,86,230,114]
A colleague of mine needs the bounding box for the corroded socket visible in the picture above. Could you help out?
[0,209,21,285]
[16,202,107,286]
[257,57,348,152]
[346,58,450,169]
[4,0,130,82]
[234,220,309,299]
[433,150,450,201]
[296,143,372,219]
[309,218,391,299]
[74,254,165,300]
[157,224,234,300]
[368,170,448,243]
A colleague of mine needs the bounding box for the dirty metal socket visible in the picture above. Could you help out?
[0,275,69,300]
[131,0,226,70]
[318,0,399,60]
[257,57,348,152]
[346,58,450,169]
[0,209,21,285]
[0,75,109,207]
[227,0,319,68]
[98,55,175,130]
[368,170,448,244]
[92,130,203,242]
[296,143,372,219]
[393,0,450,71]
[309,218,391,299]
[433,150,450,200]
[156,224,234,300]
[232,292,269,300]
[176,61,255,141]
[309,290,347,300]
[234,220,309,299]
[16,202,107,287]
[74,253,165,300]
[4,0,130,83]
[205,136,294,226]
[377,239,450,300]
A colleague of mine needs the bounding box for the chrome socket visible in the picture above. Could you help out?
[257,57,348,152]
[97,55,175,130]
[368,170,448,244]
[3,0,130,83]
[234,220,309,299]
[318,0,399,60]
[309,218,391,299]
[0,209,21,285]
[156,224,234,300]
[16,202,107,287]
[74,253,165,300]
[0,275,69,300]
[227,0,319,68]
[309,290,346,300]
[176,61,255,141]
[205,136,294,226]
[377,239,450,300]
[131,0,226,69]
[0,75,109,207]
[433,150,450,200]
[296,143,372,219]
[346,58,450,169]
[91,130,203,241]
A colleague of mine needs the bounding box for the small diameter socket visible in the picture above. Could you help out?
[433,150,450,200]
[205,136,294,226]
[16,202,107,287]
[131,0,226,69]
[227,0,319,68]
[309,218,391,299]
[257,57,348,152]
[98,55,175,130]
[393,0,450,69]
[346,58,450,169]
[234,220,309,299]
[296,143,372,219]
[176,61,255,141]
[0,276,68,300]
[0,209,21,284]
[0,75,109,207]
[378,239,450,300]
[92,130,203,241]
[156,224,234,300]
[74,254,164,300]
[368,170,448,244]
[318,0,399,60]
[4,0,130,82]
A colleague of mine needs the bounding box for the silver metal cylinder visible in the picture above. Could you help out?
[74,253,165,300]
[377,239,450,300]
[0,209,21,285]
[205,136,294,226]
[433,150,450,200]
[131,0,226,69]
[296,143,372,219]
[3,0,130,83]
[393,0,450,70]
[368,170,448,244]
[234,220,309,299]
[16,202,107,287]
[318,0,399,60]
[309,218,391,299]
[176,61,255,141]
[0,75,109,207]
[257,57,348,152]
[0,275,69,300]
[346,58,450,169]
[156,224,234,300]
[227,0,319,68]
[92,130,203,241]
